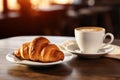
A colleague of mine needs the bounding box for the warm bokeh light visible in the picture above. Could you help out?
[30,0,40,6]
[30,0,73,9]
[7,0,20,10]
[0,0,3,12]
[30,0,51,9]
[53,0,73,4]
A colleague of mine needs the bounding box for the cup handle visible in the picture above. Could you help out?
[104,33,114,44]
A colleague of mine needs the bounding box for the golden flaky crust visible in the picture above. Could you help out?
[14,36,64,62]
[20,42,30,60]
[29,37,50,61]
[40,44,64,62]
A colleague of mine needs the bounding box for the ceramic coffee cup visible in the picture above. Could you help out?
[74,27,114,54]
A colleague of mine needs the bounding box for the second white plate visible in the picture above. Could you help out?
[60,40,114,58]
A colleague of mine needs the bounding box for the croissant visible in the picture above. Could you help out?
[14,36,64,62]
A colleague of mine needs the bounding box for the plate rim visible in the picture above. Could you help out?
[60,40,114,56]
[6,51,74,66]
[66,43,114,56]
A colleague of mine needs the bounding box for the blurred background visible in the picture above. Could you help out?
[0,0,120,39]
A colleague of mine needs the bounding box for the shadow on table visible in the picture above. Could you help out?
[29,63,72,76]
[7,63,73,79]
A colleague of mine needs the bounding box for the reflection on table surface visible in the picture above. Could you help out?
[0,36,120,80]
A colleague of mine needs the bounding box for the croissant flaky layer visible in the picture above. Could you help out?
[14,36,64,62]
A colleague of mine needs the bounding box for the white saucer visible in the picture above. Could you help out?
[60,40,114,58]
[6,51,74,66]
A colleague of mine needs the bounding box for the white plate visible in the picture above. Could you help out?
[60,40,114,58]
[6,51,74,66]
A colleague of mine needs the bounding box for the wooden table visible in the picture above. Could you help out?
[0,36,120,80]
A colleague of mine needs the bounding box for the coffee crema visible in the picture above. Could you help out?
[75,27,104,32]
